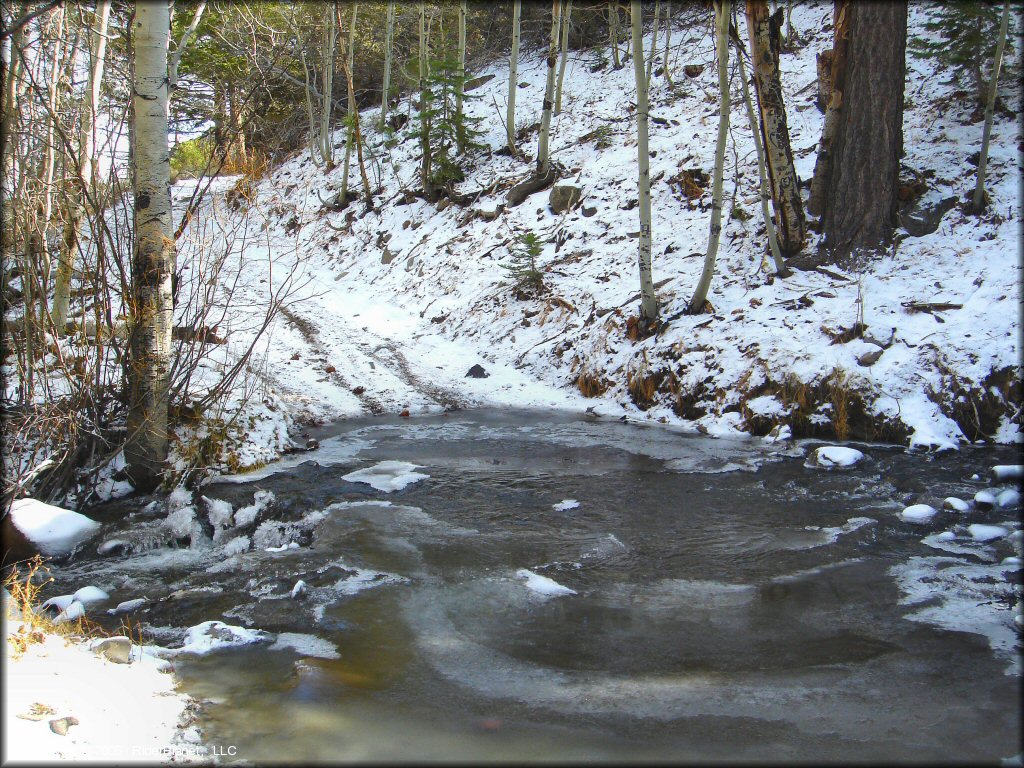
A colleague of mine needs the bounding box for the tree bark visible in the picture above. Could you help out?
[971,1,1009,213]
[817,1,907,265]
[536,0,562,177]
[631,0,657,322]
[379,0,395,132]
[745,0,805,255]
[507,0,521,151]
[688,0,730,314]
[554,0,571,115]
[609,0,621,69]
[737,35,788,277]
[127,0,176,491]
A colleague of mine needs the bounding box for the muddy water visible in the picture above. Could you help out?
[57,411,1021,762]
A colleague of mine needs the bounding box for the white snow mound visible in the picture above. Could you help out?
[810,446,864,468]
[899,504,937,524]
[516,568,577,597]
[553,499,580,511]
[342,461,429,492]
[9,498,101,557]
[967,524,1008,542]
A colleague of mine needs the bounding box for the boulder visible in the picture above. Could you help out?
[93,637,132,664]
[899,190,958,237]
[549,184,581,214]
[466,364,489,379]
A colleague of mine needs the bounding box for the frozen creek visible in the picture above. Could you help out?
[53,410,1021,762]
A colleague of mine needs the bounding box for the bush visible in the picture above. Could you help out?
[502,231,545,297]
[170,136,215,182]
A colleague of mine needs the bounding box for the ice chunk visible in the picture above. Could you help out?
[900,504,937,524]
[974,489,998,508]
[290,580,307,598]
[9,498,101,557]
[222,535,250,556]
[179,621,272,654]
[167,485,193,510]
[1002,557,1021,567]
[72,585,109,605]
[809,446,864,468]
[202,496,234,530]
[107,598,148,615]
[40,594,76,612]
[234,490,275,527]
[516,568,577,597]
[992,465,1023,482]
[53,600,85,624]
[342,461,429,492]
[942,497,970,513]
[967,524,1008,542]
[997,488,1020,508]
[269,632,339,659]
[552,499,580,511]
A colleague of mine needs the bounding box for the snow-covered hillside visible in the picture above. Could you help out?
[180,1,1021,472]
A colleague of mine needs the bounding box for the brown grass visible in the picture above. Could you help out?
[577,368,608,398]
[828,369,851,441]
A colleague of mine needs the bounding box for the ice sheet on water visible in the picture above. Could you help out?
[806,517,876,545]
[269,632,339,659]
[342,461,429,492]
[177,620,273,655]
[552,499,580,511]
[216,437,375,483]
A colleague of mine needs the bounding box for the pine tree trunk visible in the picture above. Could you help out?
[817,1,907,265]
[745,0,805,255]
[379,0,395,132]
[609,0,621,69]
[536,0,562,177]
[126,0,176,491]
[507,0,521,151]
[688,0,730,314]
[554,0,572,116]
[456,0,468,152]
[808,2,849,218]
[631,0,657,322]
[971,1,1009,213]
[738,37,788,277]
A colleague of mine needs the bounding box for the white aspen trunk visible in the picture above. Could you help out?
[379,0,395,132]
[168,0,207,90]
[688,0,730,314]
[663,1,673,85]
[52,0,109,334]
[340,2,357,200]
[507,0,521,151]
[320,1,337,167]
[632,0,657,322]
[738,42,787,276]
[38,6,66,301]
[455,0,467,152]
[646,0,660,86]
[419,2,434,197]
[609,0,622,69]
[127,0,176,490]
[971,1,1009,213]
[554,0,572,116]
[340,3,370,200]
[536,0,562,177]
[1,18,25,268]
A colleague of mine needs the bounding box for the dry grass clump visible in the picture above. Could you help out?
[576,368,608,398]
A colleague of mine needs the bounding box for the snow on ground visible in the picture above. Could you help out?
[3,620,200,763]
[160,0,1018,474]
[9,499,101,558]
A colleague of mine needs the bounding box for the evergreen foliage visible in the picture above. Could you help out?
[410,53,486,189]
[910,3,1014,107]
[502,231,546,296]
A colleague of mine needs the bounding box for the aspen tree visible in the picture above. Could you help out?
[663,1,673,86]
[419,2,434,197]
[646,0,660,86]
[554,0,571,116]
[609,1,622,69]
[340,2,358,202]
[320,1,337,167]
[536,0,562,177]
[971,1,1009,213]
[455,0,467,152]
[52,1,110,334]
[126,0,176,490]
[507,0,521,152]
[379,0,395,132]
[688,0,730,315]
[632,0,657,322]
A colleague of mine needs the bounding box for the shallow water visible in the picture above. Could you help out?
[56,410,1022,762]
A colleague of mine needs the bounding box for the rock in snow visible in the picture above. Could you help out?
[973,489,998,509]
[996,488,1020,508]
[810,446,865,468]
[8,498,100,558]
[516,568,577,597]
[179,621,272,654]
[942,497,971,513]
[72,585,109,606]
[967,524,1008,542]
[53,601,86,625]
[342,461,429,492]
[899,504,938,524]
[992,465,1023,482]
